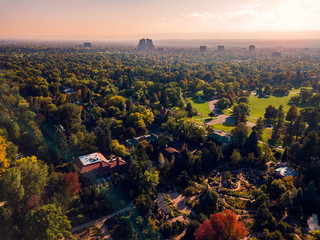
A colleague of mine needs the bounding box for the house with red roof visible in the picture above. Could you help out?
[73,152,126,176]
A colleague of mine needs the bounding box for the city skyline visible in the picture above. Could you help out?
[1,0,320,40]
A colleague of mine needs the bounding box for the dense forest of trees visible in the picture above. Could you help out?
[0,44,320,239]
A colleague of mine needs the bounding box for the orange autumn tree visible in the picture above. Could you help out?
[62,172,81,195]
[0,136,9,175]
[194,209,247,240]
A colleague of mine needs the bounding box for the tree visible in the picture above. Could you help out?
[292,115,305,139]
[194,209,247,240]
[150,93,158,104]
[231,123,249,148]
[96,127,111,155]
[270,179,286,199]
[158,153,165,166]
[217,98,231,111]
[0,205,14,239]
[142,170,159,195]
[62,172,81,196]
[232,102,250,125]
[264,105,278,122]
[123,127,136,140]
[231,149,241,165]
[255,117,264,140]
[111,140,127,157]
[271,105,285,141]
[160,91,168,108]
[0,136,9,175]
[24,204,72,240]
[57,103,82,135]
[244,130,259,156]
[1,168,24,207]
[286,105,299,122]
[199,189,222,214]
[17,156,49,202]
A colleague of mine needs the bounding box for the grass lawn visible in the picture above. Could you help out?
[222,109,233,116]
[212,123,235,133]
[213,123,272,143]
[188,97,211,117]
[249,93,300,119]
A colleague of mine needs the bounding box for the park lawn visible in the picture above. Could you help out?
[222,109,233,116]
[212,123,235,133]
[213,123,272,142]
[249,93,299,119]
[247,117,258,124]
[188,97,211,117]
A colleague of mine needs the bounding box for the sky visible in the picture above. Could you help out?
[1,0,320,40]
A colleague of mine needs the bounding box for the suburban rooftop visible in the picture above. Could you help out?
[78,152,107,166]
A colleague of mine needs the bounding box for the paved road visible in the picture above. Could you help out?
[71,205,133,239]
[206,99,255,127]
[206,99,234,125]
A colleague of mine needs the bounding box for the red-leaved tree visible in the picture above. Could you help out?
[194,209,247,240]
[62,172,81,195]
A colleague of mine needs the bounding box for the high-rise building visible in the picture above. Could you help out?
[249,45,255,52]
[218,45,224,52]
[146,38,154,52]
[84,42,91,48]
[272,52,281,57]
[200,46,207,53]
[138,38,154,52]
[138,39,147,51]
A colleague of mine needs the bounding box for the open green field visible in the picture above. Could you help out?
[212,123,234,133]
[188,97,211,117]
[249,93,299,119]
[213,123,272,143]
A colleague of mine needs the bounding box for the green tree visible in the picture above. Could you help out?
[231,149,241,165]
[1,168,24,207]
[217,98,231,110]
[264,105,278,123]
[232,102,250,125]
[255,117,264,140]
[111,140,126,157]
[17,156,49,202]
[57,103,82,135]
[24,204,72,240]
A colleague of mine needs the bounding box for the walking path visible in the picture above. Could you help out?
[206,99,255,127]
[71,205,133,239]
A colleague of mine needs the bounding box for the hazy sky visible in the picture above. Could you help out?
[1,0,320,40]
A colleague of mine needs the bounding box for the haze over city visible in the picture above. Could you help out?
[1,0,320,40]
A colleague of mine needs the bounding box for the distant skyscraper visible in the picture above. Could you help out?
[200,46,207,53]
[138,39,146,51]
[138,38,154,52]
[84,42,91,48]
[146,38,154,52]
[218,45,224,52]
[249,45,255,52]
[272,52,281,57]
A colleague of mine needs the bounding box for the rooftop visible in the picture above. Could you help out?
[165,147,180,154]
[275,167,297,178]
[78,152,108,166]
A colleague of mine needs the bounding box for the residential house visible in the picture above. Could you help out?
[74,152,126,176]
[164,147,180,159]
[209,130,232,146]
[126,134,158,148]
[275,166,297,178]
